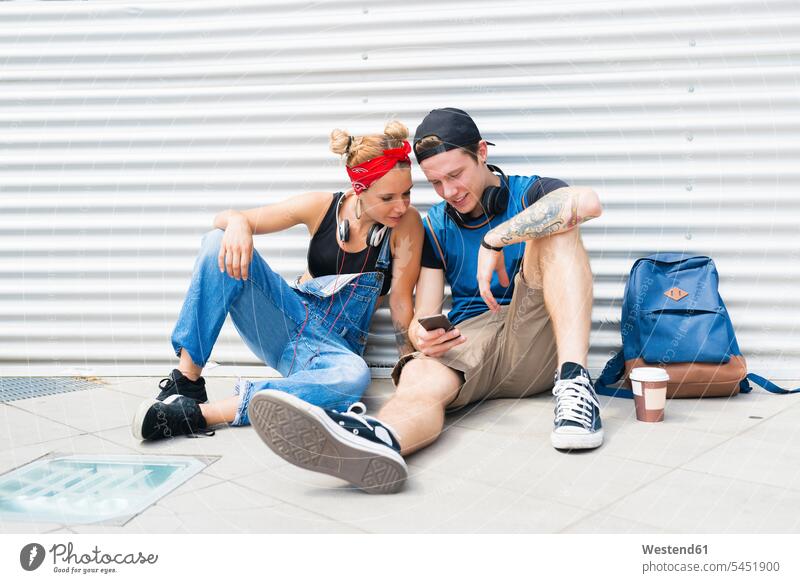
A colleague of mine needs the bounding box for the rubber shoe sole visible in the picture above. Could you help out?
[248,390,407,494]
[131,398,160,441]
[551,427,604,450]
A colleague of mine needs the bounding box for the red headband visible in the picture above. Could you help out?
[346,141,411,195]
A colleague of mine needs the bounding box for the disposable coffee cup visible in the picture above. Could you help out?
[630,367,669,422]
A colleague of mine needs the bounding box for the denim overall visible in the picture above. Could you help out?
[170,228,389,426]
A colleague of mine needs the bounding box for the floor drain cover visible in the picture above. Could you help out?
[0,377,99,403]
[0,454,207,525]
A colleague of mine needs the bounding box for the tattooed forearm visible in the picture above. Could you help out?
[486,189,598,247]
[393,321,414,357]
[504,191,568,244]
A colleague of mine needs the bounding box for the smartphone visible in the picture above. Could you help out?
[418,314,456,333]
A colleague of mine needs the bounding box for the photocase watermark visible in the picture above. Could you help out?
[19,541,159,575]
[20,543,46,571]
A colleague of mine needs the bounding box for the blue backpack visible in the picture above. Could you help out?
[595,253,799,398]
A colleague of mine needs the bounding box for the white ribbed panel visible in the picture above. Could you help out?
[1,0,798,378]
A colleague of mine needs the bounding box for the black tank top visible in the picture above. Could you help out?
[307,192,393,296]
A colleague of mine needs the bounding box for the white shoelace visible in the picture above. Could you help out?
[334,402,398,448]
[340,401,373,430]
[552,375,600,429]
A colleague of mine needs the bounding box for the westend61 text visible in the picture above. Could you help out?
[642,544,708,555]
[49,543,159,565]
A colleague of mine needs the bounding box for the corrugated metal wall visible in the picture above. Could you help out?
[2,0,799,377]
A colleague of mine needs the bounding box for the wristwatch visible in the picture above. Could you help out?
[480,236,503,252]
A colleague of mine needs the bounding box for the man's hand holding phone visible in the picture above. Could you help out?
[414,314,466,357]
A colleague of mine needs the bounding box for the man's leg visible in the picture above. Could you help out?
[376,358,462,456]
[241,355,461,494]
[521,226,593,368]
[246,348,403,494]
[521,227,602,450]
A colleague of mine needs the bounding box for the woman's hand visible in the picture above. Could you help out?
[217,214,254,280]
[412,321,466,358]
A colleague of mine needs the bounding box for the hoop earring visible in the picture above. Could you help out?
[355,196,363,220]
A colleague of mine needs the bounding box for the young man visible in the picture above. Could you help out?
[248,108,604,494]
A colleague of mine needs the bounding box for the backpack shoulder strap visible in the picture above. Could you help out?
[424,215,447,271]
[593,351,634,399]
[741,374,800,395]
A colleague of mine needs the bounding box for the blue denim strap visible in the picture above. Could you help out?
[375,228,393,271]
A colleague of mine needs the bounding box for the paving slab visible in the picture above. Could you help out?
[603,469,800,533]
[12,387,146,434]
[170,503,366,533]
[682,432,800,491]
[407,426,673,510]
[232,464,592,533]
[0,403,81,451]
[561,511,670,533]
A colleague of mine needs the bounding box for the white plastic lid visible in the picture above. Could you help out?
[630,367,670,383]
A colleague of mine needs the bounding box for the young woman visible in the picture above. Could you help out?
[132,121,423,440]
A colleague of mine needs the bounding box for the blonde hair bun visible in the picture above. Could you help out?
[383,120,409,142]
[329,128,351,156]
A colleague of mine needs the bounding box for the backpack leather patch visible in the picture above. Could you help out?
[664,287,689,301]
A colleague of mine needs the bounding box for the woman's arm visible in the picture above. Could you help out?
[213,191,332,280]
[213,191,333,235]
[388,206,424,357]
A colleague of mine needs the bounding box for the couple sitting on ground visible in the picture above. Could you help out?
[131,107,605,494]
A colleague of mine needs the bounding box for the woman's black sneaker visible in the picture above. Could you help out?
[132,395,211,441]
[248,390,407,494]
[156,369,208,403]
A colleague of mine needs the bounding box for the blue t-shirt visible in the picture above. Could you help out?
[421,175,568,325]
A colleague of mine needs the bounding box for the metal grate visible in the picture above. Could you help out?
[0,377,100,403]
[0,454,209,525]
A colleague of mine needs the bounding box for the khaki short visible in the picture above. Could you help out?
[391,268,558,411]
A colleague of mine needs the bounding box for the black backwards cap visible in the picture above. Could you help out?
[413,107,495,162]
